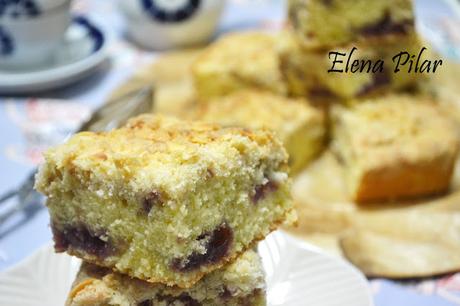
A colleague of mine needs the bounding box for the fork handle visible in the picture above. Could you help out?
[0,189,18,204]
[0,170,37,206]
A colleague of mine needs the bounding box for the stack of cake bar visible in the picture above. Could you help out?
[189,0,459,204]
[190,33,329,174]
[279,0,460,203]
[35,114,296,305]
[282,0,427,101]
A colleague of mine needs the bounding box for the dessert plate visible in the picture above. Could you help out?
[0,16,107,94]
[0,231,373,306]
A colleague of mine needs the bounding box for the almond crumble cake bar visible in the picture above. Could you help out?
[35,114,295,288]
[192,90,325,174]
[332,95,459,203]
[67,250,266,306]
[279,32,426,100]
[288,0,415,49]
[192,32,287,100]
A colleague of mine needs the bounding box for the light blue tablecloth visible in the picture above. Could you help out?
[1,1,460,305]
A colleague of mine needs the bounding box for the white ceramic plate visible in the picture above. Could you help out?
[0,16,108,94]
[0,231,373,306]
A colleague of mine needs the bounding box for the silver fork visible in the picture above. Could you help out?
[0,86,154,227]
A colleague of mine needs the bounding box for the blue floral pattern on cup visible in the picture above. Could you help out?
[141,0,201,23]
[73,16,105,53]
[0,25,13,56]
[0,0,40,18]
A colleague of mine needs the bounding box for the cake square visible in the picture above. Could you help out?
[66,250,266,306]
[192,32,287,100]
[288,0,415,49]
[192,90,325,174]
[35,114,295,288]
[279,32,427,100]
[332,95,459,203]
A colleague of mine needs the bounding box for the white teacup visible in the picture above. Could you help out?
[0,1,71,70]
[118,0,226,51]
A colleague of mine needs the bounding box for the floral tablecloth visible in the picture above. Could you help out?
[1,0,460,305]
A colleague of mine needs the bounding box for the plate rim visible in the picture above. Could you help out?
[0,231,374,306]
[0,16,109,92]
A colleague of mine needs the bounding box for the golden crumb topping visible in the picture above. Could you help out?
[36,114,288,198]
[192,31,287,97]
[335,95,459,167]
[193,32,278,73]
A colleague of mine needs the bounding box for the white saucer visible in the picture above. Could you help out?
[0,231,373,306]
[0,16,108,94]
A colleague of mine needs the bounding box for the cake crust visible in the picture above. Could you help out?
[332,95,459,202]
[67,250,266,306]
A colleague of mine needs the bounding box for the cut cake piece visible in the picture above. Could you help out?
[192,90,325,174]
[279,31,427,100]
[35,114,294,288]
[332,95,459,203]
[288,0,415,49]
[192,31,287,100]
[67,249,266,306]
